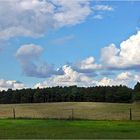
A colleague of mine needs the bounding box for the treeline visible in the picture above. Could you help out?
[0,82,140,104]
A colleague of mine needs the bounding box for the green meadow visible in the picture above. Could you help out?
[0,119,140,139]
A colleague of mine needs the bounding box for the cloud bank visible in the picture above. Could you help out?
[17,31,140,88]
[5,29,140,91]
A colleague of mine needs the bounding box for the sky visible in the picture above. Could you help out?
[0,0,140,90]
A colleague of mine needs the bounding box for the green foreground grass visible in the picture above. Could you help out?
[0,119,140,139]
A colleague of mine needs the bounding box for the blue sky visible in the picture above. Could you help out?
[0,0,140,90]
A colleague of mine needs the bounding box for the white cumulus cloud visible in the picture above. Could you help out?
[93,5,114,11]
[98,72,139,87]
[16,44,63,78]
[73,56,102,74]
[0,0,92,40]
[0,79,26,91]
[101,31,140,70]
[34,65,96,88]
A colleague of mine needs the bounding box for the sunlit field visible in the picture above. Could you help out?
[0,102,139,120]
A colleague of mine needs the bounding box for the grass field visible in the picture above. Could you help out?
[0,119,140,139]
[0,102,140,120]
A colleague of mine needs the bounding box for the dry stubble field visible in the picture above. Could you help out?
[0,102,139,120]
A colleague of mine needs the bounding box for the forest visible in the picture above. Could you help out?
[0,82,140,104]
